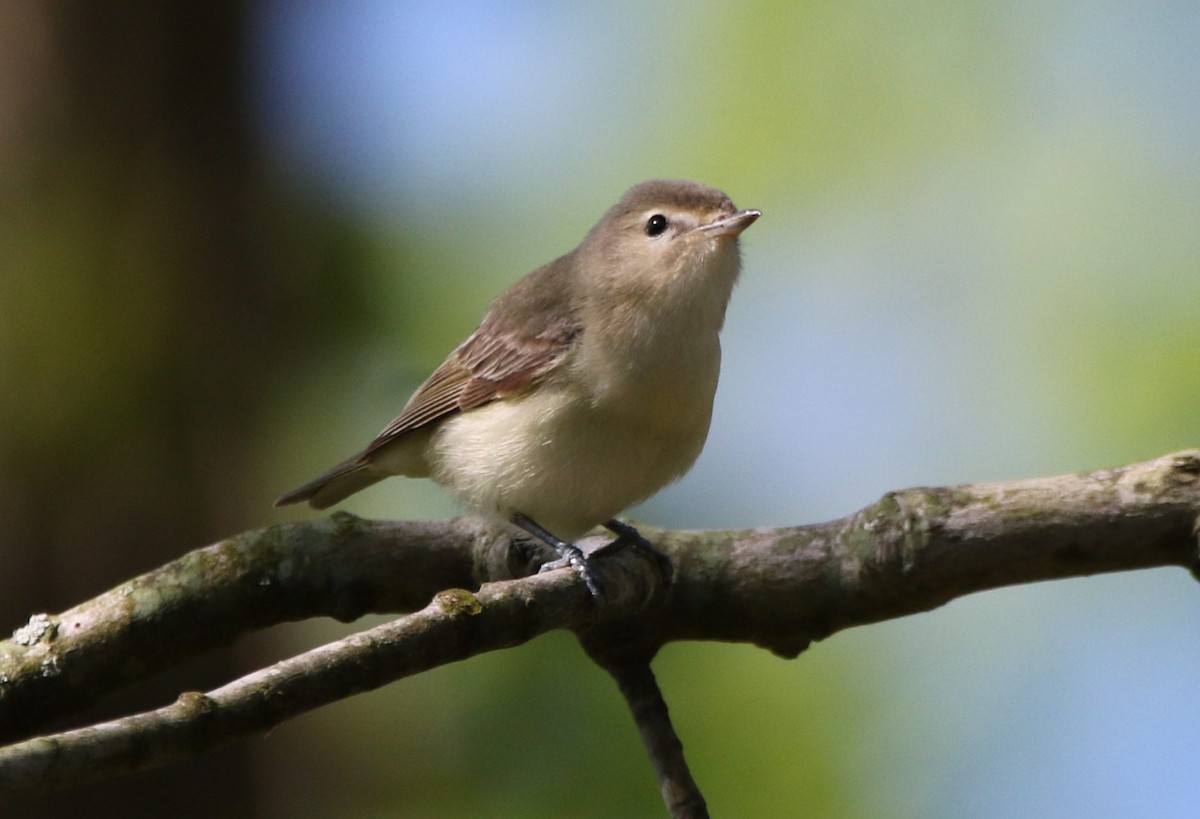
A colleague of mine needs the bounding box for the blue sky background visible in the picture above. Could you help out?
[249,2,1200,816]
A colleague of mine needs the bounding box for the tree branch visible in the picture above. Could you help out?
[0,515,489,742]
[2,450,1198,799]
[584,645,710,819]
[0,573,592,791]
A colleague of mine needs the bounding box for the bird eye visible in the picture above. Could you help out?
[644,214,669,237]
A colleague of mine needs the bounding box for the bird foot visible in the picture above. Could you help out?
[595,519,674,584]
[513,513,605,598]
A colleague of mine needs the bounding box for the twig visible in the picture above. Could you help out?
[588,645,709,819]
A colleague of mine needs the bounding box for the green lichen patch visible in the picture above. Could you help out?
[434,589,483,616]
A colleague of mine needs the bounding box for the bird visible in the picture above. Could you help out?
[276,179,760,595]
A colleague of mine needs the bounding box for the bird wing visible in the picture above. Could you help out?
[364,313,579,455]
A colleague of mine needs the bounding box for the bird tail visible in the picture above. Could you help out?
[274,456,386,510]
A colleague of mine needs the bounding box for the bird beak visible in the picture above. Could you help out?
[698,209,761,237]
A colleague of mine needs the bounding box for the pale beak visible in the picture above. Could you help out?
[698,209,761,237]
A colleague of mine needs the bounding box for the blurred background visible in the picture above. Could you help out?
[1,1,1198,817]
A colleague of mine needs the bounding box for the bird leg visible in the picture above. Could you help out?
[511,513,604,598]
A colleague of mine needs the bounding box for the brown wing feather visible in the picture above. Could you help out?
[365,314,579,456]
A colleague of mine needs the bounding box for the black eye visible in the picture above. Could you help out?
[644,213,669,237]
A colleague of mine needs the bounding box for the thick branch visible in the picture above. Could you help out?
[645,449,1200,655]
[1,449,1198,789]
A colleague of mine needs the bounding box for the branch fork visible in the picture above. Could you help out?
[2,450,1198,817]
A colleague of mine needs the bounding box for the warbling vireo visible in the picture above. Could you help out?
[277,179,760,594]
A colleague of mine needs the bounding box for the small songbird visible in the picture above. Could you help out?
[277,179,760,594]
